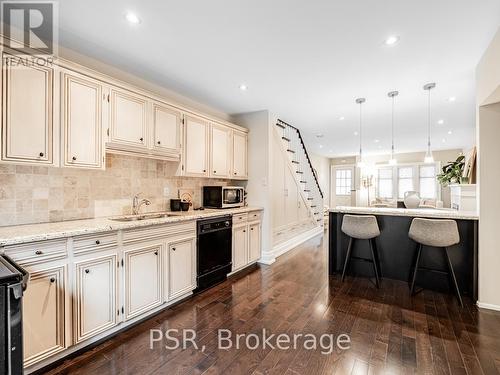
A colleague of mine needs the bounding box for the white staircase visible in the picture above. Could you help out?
[275,119,324,226]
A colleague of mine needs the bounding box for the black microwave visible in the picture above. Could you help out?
[203,186,245,208]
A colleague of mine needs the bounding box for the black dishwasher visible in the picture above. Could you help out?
[196,215,232,292]
[0,255,29,375]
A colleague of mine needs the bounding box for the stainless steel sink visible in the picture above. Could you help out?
[110,212,182,222]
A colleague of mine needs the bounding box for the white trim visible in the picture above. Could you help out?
[267,226,323,262]
[477,301,500,312]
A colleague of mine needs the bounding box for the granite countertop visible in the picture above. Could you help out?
[0,207,264,247]
[330,206,479,220]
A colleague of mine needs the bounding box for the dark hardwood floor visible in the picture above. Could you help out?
[43,234,500,375]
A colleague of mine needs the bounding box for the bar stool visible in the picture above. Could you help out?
[341,214,382,287]
[408,218,463,307]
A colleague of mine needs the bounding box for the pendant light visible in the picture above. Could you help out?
[388,91,399,165]
[356,97,366,168]
[423,82,436,163]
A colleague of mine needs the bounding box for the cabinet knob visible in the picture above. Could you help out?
[140,137,144,141]
[85,269,90,274]
[50,277,55,283]
[154,251,158,255]
[243,230,246,233]
[35,250,43,255]
[39,152,44,157]
[203,169,206,173]
[157,141,161,145]
[234,172,237,175]
[72,156,77,161]
[251,228,254,231]
[172,247,176,251]
[95,240,100,245]
[213,170,217,174]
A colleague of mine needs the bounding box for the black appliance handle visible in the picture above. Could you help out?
[2,255,30,293]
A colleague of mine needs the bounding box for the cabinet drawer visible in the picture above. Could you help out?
[122,221,196,244]
[247,211,262,222]
[3,239,67,265]
[233,213,248,223]
[72,232,118,255]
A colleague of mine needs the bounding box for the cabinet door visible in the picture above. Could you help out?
[23,265,66,367]
[62,72,103,169]
[108,87,148,150]
[183,115,209,177]
[167,238,195,301]
[232,225,248,271]
[210,124,231,178]
[152,102,181,158]
[124,244,162,320]
[232,131,248,178]
[74,255,117,343]
[1,53,54,164]
[248,222,261,263]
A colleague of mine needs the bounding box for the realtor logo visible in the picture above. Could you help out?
[1,1,58,55]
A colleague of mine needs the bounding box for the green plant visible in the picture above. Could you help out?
[437,155,465,186]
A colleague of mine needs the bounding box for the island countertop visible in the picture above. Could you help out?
[330,206,478,220]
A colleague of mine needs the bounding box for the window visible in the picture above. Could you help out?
[398,167,414,199]
[377,168,393,198]
[419,165,437,199]
[335,169,352,196]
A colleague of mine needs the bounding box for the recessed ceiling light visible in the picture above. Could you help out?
[239,84,248,91]
[339,116,345,121]
[384,35,400,46]
[448,130,453,135]
[125,12,141,24]
[374,139,380,143]
[448,96,456,102]
[442,138,446,143]
[437,119,444,125]
[319,145,323,149]
[354,131,358,136]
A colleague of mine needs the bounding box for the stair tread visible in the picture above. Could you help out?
[296,171,303,174]
[276,123,286,129]
[291,161,299,164]
[282,137,290,142]
[287,149,295,153]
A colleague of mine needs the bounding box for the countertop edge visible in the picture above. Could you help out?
[0,207,264,247]
[329,207,478,221]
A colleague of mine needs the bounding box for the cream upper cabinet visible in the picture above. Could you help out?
[23,265,67,367]
[183,115,209,177]
[248,222,261,263]
[152,102,181,158]
[210,123,231,178]
[124,244,162,320]
[108,87,148,151]
[1,53,55,165]
[61,71,104,169]
[167,238,196,301]
[232,225,248,271]
[74,254,117,343]
[232,131,248,178]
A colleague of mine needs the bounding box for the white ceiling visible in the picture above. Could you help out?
[58,0,500,157]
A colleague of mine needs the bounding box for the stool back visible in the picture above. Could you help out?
[341,214,380,240]
[409,218,459,247]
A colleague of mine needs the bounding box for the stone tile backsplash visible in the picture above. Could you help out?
[0,154,233,227]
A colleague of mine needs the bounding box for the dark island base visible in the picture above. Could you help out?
[328,212,478,300]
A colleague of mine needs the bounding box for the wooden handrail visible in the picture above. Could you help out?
[277,119,324,199]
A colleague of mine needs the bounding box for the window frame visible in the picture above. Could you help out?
[374,162,441,201]
[334,167,354,196]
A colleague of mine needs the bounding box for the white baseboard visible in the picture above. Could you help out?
[271,226,323,260]
[477,301,500,312]
[258,255,276,265]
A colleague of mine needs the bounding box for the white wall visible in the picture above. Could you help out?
[476,27,500,310]
[232,110,275,264]
[309,153,330,207]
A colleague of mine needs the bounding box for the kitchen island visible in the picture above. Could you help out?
[329,206,479,300]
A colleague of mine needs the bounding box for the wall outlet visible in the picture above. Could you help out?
[163,187,170,196]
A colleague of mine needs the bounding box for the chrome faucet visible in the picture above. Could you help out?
[132,193,151,215]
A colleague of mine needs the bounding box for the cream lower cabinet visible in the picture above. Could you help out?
[124,243,162,320]
[74,253,118,344]
[166,238,196,301]
[232,212,262,272]
[22,261,68,367]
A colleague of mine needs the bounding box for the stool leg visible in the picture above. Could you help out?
[410,243,422,295]
[369,239,380,288]
[341,237,354,282]
[444,247,464,307]
[371,238,382,278]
